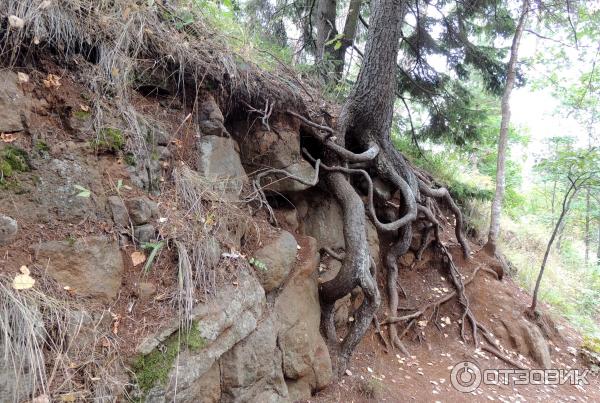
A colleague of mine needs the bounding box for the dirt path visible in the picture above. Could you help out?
[311,246,600,402]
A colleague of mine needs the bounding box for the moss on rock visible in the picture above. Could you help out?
[132,322,207,394]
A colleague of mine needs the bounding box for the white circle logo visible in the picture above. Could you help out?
[450,361,482,393]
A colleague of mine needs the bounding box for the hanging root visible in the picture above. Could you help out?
[318,172,381,375]
[289,110,473,370]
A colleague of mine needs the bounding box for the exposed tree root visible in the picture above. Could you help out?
[290,106,474,372]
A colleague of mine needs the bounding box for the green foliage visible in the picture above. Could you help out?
[393,136,493,205]
[90,128,125,153]
[249,257,267,271]
[0,146,30,177]
[583,336,600,354]
[132,324,206,394]
[73,110,91,120]
[74,185,92,198]
[142,241,164,275]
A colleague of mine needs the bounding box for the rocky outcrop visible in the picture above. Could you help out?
[253,230,298,292]
[275,236,333,400]
[494,317,552,368]
[136,236,331,402]
[300,190,380,262]
[196,136,247,201]
[138,270,266,401]
[33,236,124,302]
[0,71,30,133]
[235,122,316,193]
[220,315,288,402]
[0,214,18,246]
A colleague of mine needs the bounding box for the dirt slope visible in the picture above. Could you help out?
[312,244,600,402]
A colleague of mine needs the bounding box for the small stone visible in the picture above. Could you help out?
[134,224,155,243]
[345,369,352,376]
[0,214,18,246]
[135,282,156,299]
[126,196,154,224]
[107,196,128,226]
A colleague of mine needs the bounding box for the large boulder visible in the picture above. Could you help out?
[0,214,18,246]
[196,136,247,201]
[0,70,30,132]
[275,236,333,401]
[220,315,288,402]
[300,191,345,250]
[300,191,380,262]
[137,270,266,402]
[235,122,316,193]
[33,236,124,302]
[252,231,298,293]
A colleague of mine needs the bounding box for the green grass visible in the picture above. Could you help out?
[90,128,125,153]
[498,216,600,338]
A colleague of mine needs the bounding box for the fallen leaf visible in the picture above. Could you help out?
[131,251,146,266]
[17,72,29,83]
[79,104,90,112]
[13,268,35,290]
[42,73,61,88]
[1,133,17,143]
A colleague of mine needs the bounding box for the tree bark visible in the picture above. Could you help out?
[530,182,578,313]
[316,0,337,61]
[486,0,529,253]
[585,187,590,264]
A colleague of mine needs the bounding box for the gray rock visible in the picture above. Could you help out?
[108,196,129,226]
[301,191,345,250]
[201,236,221,271]
[281,208,299,232]
[275,236,332,396]
[236,123,315,193]
[156,146,171,161]
[220,315,288,402]
[134,224,155,243]
[127,159,162,194]
[34,157,105,223]
[0,70,31,132]
[173,361,221,403]
[253,231,297,293]
[127,196,154,225]
[33,236,124,302]
[265,161,316,193]
[522,320,552,368]
[198,95,224,123]
[137,270,265,398]
[199,119,228,137]
[196,135,247,201]
[0,214,18,246]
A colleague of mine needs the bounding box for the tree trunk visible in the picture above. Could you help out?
[316,0,337,61]
[316,0,362,80]
[585,188,590,264]
[486,0,529,253]
[597,220,600,266]
[318,0,407,374]
[530,183,578,313]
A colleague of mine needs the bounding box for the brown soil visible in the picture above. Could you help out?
[311,241,600,402]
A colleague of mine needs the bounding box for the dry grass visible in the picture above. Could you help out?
[0,277,130,402]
